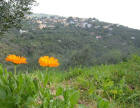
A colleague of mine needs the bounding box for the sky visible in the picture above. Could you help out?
[32,0,140,30]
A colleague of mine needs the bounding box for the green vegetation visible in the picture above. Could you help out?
[0,55,140,108]
[0,14,140,70]
[0,0,36,34]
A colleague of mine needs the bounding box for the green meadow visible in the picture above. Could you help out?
[0,55,140,108]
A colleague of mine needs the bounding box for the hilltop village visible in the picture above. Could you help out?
[23,15,124,40]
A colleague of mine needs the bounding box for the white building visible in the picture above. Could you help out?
[96,36,102,39]
[39,24,46,29]
[19,29,28,34]
[131,37,135,39]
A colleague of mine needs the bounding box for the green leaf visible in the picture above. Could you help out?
[78,104,88,108]
[56,87,63,96]
[0,88,6,99]
[70,91,80,106]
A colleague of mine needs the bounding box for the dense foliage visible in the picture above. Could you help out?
[0,0,36,34]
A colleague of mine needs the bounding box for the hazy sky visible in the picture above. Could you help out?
[33,0,140,30]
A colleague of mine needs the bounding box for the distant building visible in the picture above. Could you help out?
[108,28,113,31]
[80,18,87,22]
[87,24,92,28]
[36,20,43,24]
[58,40,62,43]
[116,24,120,27]
[19,29,28,34]
[81,23,91,28]
[39,24,46,29]
[96,36,102,39]
[64,23,69,26]
[103,25,113,29]
[92,19,96,22]
[47,25,56,29]
[69,21,75,24]
[103,25,110,29]
[131,37,135,39]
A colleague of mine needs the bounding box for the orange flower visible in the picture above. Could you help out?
[5,54,27,64]
[38,56,59,67]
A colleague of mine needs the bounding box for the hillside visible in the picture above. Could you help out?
[0,55,140,108]
[0,13,140,70]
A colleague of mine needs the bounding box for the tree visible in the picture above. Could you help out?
[0,0,36,34]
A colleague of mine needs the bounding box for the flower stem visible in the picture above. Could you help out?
[46,67,50,87]
[46,67,48,73]
[14,65,17,75]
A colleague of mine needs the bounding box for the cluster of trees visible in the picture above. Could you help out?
[0,0,36,34]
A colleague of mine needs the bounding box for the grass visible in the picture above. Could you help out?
[0,55,140,108]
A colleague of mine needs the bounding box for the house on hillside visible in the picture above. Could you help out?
[116,24,120,27]
[39,24,46,29]
[103,25,110,29]
[96,36,102,39]
[108,28,113,31]
[131,37,135,40]
[47,25,56,29]
[19,29,28,34]
[87,24,92,28]
[36,20,42,24]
